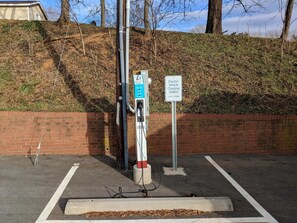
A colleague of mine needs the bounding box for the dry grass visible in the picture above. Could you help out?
[0,20,297,114]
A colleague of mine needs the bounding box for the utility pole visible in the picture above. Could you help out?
[116,0,128,170]
[115,0,123,169]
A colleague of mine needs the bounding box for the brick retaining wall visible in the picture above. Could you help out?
[0,111,116,155]
[0,111,296,156]
[138,114,297,155]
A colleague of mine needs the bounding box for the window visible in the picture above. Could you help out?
[34,13,40,21]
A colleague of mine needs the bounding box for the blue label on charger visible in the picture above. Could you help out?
[134,75,145,99]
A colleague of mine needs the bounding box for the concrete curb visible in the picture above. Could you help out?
[65,197,233,215]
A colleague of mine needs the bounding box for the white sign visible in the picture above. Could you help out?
[165,76,182,102]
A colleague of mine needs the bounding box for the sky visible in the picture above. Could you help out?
[38,0,297,37]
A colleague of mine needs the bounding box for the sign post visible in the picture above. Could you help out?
[165,76,182,171]
[172,101,177,170]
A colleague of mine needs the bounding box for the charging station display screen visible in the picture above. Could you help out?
[134,75,145,99]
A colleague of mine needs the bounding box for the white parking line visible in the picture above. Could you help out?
[36,163,80,223]
[205,156,278,223]
[45,217,267,223]
[39,156,277,223]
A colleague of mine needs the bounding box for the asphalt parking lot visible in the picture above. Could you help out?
[0,154,296,223]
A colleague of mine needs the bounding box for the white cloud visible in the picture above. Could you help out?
[183,0,297,37]
[222,3,297,37]
[223,12,282,35]
[40,0,297,37]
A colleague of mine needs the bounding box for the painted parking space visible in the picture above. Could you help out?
[1,155,296,223]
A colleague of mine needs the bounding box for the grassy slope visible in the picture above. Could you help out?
[0,20,297,114]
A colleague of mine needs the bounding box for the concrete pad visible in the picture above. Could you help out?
[133,164,152,185]
[64,197,233,215]
[163,167,187,176]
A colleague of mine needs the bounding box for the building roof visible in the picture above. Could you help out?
[0,1,48,20]
[0,1,39,4]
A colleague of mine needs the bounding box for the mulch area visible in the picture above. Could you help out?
[84,209,205,218]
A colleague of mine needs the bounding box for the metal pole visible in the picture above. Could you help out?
[125,0,135,113]
[115,0,123,169]
[172,101,177,171]
[120,0,129,171]
[116,0,128,170]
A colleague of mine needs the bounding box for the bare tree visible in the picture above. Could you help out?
[147,0,193,58]
[205,0,266,34]
[46,7,60,21]
[87,0,117,27]
[101,0,106,27]
[130,0,144,27]
[225,0,266,15]
[281,0,295,40]
[58,0,70,26]
[130,0,192,32]
[206,0,222,34]
[144,0,151,32]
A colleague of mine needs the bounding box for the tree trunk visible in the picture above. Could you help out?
[58,0,70,26]
[280,0,294,41]
[101,0,106,27]
[206,0,222,34]
[144,0,150,32]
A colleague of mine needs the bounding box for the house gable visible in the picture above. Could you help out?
[0,1,48,21]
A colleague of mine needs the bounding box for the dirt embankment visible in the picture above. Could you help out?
[0,20,297,114]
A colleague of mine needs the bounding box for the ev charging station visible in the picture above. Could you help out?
[62,0,234,216]
[133,70,152,185]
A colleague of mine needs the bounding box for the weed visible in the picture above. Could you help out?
[31,101,46,111]
[0,68,12,82]
[20,84,33,94]
[20,21,38,31]
[19,83,35,94]
[1,24,10,33]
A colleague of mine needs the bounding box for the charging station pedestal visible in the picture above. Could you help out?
[133,164,152,185]
[133,70,152,185]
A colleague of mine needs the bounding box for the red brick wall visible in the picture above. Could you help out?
[0,111,116,156]
[128,114,297,155]
[0,111,296,156]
